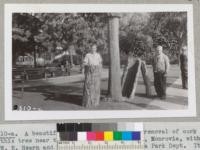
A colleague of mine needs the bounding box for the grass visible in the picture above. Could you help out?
[13,65,187,110]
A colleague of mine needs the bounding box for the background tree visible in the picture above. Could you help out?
[12,13,43,67]
[13,12,187,66]
[119,13,153,63]
[36,13,108,65]
[144,12,187,63]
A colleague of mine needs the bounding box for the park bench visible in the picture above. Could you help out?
[12,66,30,82]
[45,67,57,78]
[45,66,67,78]
[13,68,25,82]
[12,68,26,98]
[25,68,45,80]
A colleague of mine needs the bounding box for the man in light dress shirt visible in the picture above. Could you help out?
[152,45,170,99]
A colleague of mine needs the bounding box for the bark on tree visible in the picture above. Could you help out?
[107,14,122,101]
[69,45,74,67]
[121,58,141,100]
[34,46,37,68]
[70,52,74,67]
[82,65,101,107]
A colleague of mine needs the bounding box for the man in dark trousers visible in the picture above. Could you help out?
[180,46,188,89]
[152,45,170,99]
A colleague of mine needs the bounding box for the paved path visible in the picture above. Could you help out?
[167,78,187,97]
[133,78,187,110]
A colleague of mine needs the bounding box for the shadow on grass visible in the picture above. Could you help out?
[124,93,160,109]
[124,101,161,109]
[135,93,151,98]
[135,93,160,99]
[137,78,182,89]
[14,85,84,106]
[13,75,186,108]
[43,93,83,106]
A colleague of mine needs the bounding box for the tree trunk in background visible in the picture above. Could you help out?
[70,52,74,67]
[141,61,152,97]
[107,15,122,101]
[33,46,37,68]
[69,45,74,67]
[80,54,84,73]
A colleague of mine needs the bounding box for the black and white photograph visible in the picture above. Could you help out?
[5,4,196,120]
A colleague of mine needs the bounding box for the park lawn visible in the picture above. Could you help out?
[13,65,187,110]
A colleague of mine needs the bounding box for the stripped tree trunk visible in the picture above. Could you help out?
[107,14,122,102]
[141,61,152,97]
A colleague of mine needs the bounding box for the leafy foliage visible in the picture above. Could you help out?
[144,12,187,63]
[12,12,187,65]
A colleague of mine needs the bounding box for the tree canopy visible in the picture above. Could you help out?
[12,12,187,65]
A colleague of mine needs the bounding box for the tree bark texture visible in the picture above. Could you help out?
[121,58,141,99]
[141,61,152,97]
[107,16,122,101]
[33,48,37,68]
[82,65,101,107]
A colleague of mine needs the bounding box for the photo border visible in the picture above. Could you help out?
[4,4,196,120]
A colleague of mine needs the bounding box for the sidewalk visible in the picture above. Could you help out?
[133,78,187,110]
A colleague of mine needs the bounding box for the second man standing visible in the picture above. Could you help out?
[152,45,170,100]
